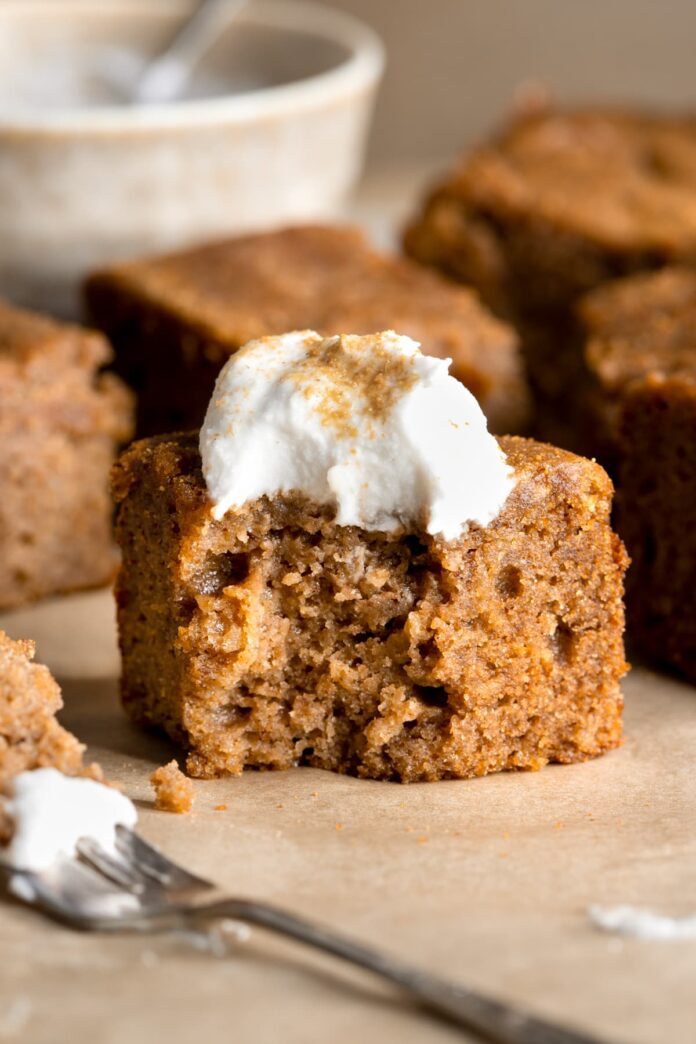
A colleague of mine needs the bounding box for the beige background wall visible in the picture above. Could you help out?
[326,0,696,165]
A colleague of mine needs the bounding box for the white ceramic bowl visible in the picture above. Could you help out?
[0,0,384,315]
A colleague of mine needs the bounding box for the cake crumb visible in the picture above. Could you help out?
[151,760,194,814]
[214,803,228,812]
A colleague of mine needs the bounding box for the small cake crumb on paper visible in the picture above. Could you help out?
[151,760,194,814]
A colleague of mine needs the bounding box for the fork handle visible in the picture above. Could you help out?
[184,897,603,1044]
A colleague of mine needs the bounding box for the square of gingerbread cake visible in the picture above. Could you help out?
[112,331,627,783]
[84,224,529,437]
[616,373,696,682]
[578,267,696,464]
[404,106,696,448]
[0,301,133,609]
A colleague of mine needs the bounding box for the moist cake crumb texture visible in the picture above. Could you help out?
[151,760,195,814]
[113,433,628,783]
[0,629,88,794]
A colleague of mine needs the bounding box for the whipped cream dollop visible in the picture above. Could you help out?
[2,768,137,872]
[200,331,515,540]
[589,904,696,941]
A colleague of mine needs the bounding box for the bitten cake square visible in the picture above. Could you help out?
[84,224,529,436]
[0,300,133,609]
[113,431,627,783]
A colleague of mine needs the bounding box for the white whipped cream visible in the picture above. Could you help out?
[200,331,515,540]
[589,904,696,941]
[2,768,137,872]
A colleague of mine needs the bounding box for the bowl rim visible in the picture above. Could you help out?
[0,0,385,134]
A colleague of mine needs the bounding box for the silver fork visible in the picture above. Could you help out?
[3,826,608,1044]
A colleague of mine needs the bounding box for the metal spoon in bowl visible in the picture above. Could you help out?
[126,0,249,106]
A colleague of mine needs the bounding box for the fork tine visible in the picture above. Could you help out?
[9,857,142,927]
[76,838,149,895]
[114,826,213,894]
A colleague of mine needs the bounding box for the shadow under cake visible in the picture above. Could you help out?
[112,433,628,783]
[84,224,529,437]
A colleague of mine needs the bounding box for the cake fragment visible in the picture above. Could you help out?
[151,760,195,814]
[0,629,87,790]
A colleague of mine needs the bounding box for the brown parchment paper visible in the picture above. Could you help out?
[1,587,696,1044]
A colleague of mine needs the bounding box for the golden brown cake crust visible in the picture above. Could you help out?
[85,224,529,435]
[581,267,696,390]
[404,107,696,449]
[113,433,627,784]
[0,629,86,789]
[405,108,696,305]
[577,267,696,459]
[0,299,133,610]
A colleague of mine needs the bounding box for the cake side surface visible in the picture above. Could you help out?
[85,224,529,435]
[113,433,627,783]
[616,374,696,680]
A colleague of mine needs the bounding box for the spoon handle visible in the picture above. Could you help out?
[134,0,248,105]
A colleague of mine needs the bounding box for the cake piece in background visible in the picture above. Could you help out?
[112,331,627,783]
[0,300,133,609]
[578,268,696,464]
[616,375,696,682]
[404,106,696,448]
[84,224,529,436]
[0,629,91,790]
[575,268,696,680]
